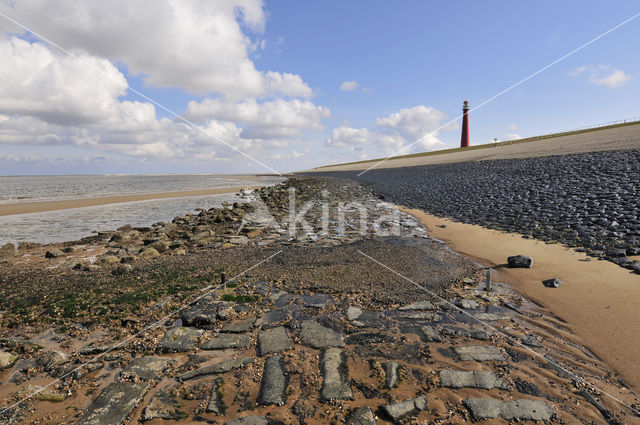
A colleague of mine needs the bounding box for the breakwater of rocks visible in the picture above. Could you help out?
[307,149,640,271]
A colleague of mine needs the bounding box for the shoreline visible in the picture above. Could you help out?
[400,206,640,392]
[0,186,262,217]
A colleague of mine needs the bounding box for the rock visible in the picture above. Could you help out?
[217,306,235,320]
[456,299,480,309]
[201,334,252,350]
[406,312,439,320]
[384,362,399,389]
[229,235,249,245]
[45,249,65,259]
[122,356,173,380]
[206,377,226,414]
[464,397,554,420]
[346,406,377,425]
[454,345,506,361]
[472,312,510,321]
[421,325,442,342]
[630,261,640,274]
[179,357,253,380]
[138,247,160,259]
[439,370,507,389]
[221,316,256,333]
[507,255,533,268]
[0,350,17,370]
[320,348,353,402]
[257,327,292,356]
[150,240,169,253]
[157,327,202,353]
[142,388,186,421]
[258,355,287,405]
[398,300,436,311]
[441,326,490,341]
[382,395,428,422]
[542,278,563,288]
[76,382,149,425]
[520,335,542,348]
[346,306,363,321]
[0,243,17,258]
[299,320,345,349]
[98,255,119,265]
[112,263,133,275]
[18,241,41,250]
[301,294,330,308]
[292,398,317,424]
[181,300,218,327]
[225,416,285,425]
[35,349,69,371]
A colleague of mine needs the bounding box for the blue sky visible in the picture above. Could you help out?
[0,1,639,175]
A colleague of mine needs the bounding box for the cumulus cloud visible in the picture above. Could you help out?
[571,65,631,88]
[340,80,359,91]
[0,0,311,99]
[326,105,448,155]
[185,97,330,139]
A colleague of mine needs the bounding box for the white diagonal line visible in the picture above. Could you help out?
[0,11,283,176]
[357,249,640,416]
[0,250,282,414]
[356,11,640,176]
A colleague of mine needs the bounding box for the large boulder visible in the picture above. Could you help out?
[507,255,533,268]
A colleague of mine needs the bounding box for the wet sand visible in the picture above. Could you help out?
[400,207,640,392]
[0,186,262,217]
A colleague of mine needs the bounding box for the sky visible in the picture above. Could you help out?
[0,1,639,175]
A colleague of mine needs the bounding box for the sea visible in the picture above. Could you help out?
[0,174,285,246]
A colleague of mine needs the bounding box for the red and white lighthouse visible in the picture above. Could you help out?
[460,100,470,148]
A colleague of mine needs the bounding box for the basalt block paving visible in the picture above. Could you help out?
[301,294,331,308]
[258,355,287,405]
[454,346,506,362]
[439,369,507,389]
[382,395,428,423]
[122,356,174,380]
[464,398,554,421]
[201,333,252,350]
[258,327,292,356]
[320,348,353,402]
[157,327,202,353]
[76,382,149,425]
[178,356,253,381]
[398,300,436,311]
[299,320,345,349]
[345,406,377,425]
[181,300,219,327]
[441,326,491,341]
[221,316,256,333]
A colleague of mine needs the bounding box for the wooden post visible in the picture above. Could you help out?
[485,269,492,291]
[221,272,227,285]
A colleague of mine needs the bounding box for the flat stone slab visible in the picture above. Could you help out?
[439,369,507,389]
[346,406,377,425]
[225,416,285,425]
[456,299,481,309]
[320,348,353,402]
[405,312,439,321]
[464,398,554,420]
[382,395,428,422]
[299,320,345,349]
[346,306,363,321]
[441,326,490,341]
[0,350,17,370]
[221,316,256,333]
[207,377,226,414]
[520,335,542,348]
[398,300,436,311]
[181,299,219,327]
[384,362,399,389]
[421,326,442,342]
[301,294,331,308]
[123,356,174,380]
[455,346,506,362]
[179,357,253,380]
[157,327,202,353]
[258,327,292,356]
[76,382,149,425]
[472,312,510,322]
[258,355,287,405]
[201,334,252,350]
[142,388,185,421]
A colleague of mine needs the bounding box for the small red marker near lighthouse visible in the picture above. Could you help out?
[460,100,470,148]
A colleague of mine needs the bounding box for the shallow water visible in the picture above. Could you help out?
[0,174,285,245]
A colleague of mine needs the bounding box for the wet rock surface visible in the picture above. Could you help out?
[464,397,554,420]
[76,382,149,425]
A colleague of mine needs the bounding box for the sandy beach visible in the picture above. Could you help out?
[401,206,640,391]
[0,186,262,217]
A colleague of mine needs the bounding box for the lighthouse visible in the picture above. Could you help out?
[460,100,470,148]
